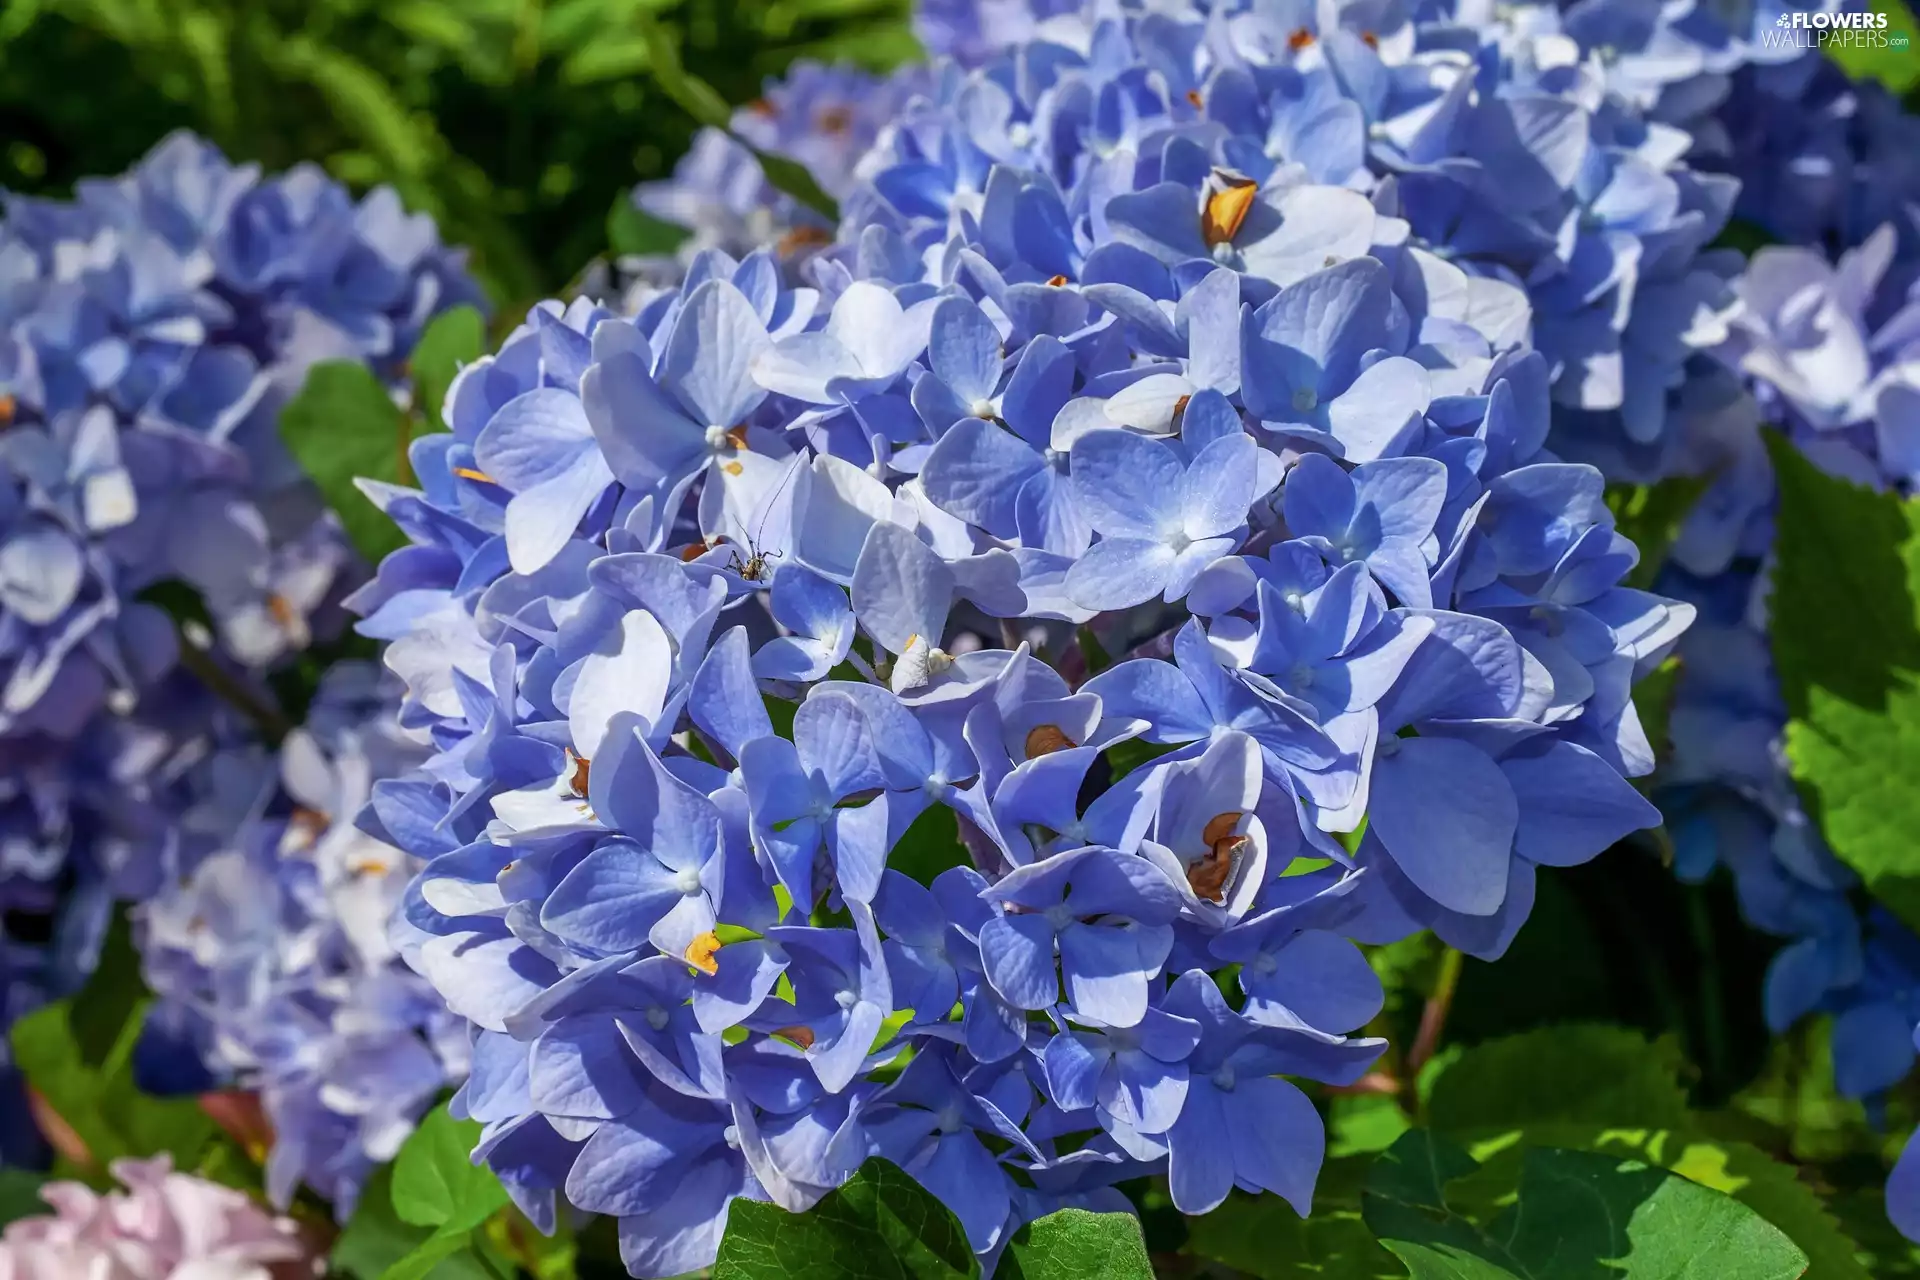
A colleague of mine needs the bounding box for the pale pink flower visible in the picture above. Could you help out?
[0,1156,318,1280]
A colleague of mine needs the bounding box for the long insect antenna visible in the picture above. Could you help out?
[742,448,809,561]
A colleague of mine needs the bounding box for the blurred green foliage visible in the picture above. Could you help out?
[0,0,919,308]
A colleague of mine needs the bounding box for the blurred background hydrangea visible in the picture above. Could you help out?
[0,0,922,307]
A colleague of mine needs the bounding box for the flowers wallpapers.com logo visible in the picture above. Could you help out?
[1766,7,1910,46]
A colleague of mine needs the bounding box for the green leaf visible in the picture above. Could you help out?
[750,147,842,223]
[335,1164,429,1279]
[712,1158,976,1279]
[1826,1186,1920,1276]
[0,1168,48,1229]
[631,9,732,128]
[391,1104,507,1232]
[1363,1131,1807,1279]
[487,1205,579,1280]
[1184,1160,1401,1279]
[381,1227,490,1280]
[1419,1025,1868,1279]
[560,34,653,84]
[333,1164,495,1280]
[1606,477,1708,592]
[10,995,216,1168]
[628,8,839,223]
[1330,1093,1416,1159]
[259,34,434,178]
[606,192,690,257]
[1827,0,1920,93]
[1422,1024,1693,1132]
[409,304,486,431]
[68,905,147,1065]
[279,359,410,565]
[887,802,971,886]
[1765,432,1920,933]
[1632,655,1681,770]
[1712,217,1775,258]
[999,1208,1152,1280]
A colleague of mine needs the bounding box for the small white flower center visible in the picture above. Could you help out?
[674,866,703,895]
[1292,386,1318,413]
[704,424,733,452]
[1211,241,1238,264]
[646,1005,670,1031]
[835,988,859,1010]
[970,397,998,421]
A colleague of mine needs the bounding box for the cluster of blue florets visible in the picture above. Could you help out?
[0,131,479,735]
[1644,40,1920,1238]
[134,663,467,1215]
[358,1,1734,1270]
[0,132,479,1184]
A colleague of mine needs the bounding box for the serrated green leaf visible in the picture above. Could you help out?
[1364,1132,1807,1280]
[1422,1024,1693,1131]
[409,304,485,431]
[1766,433,1920,934]
[712,1158,976,1279]
[279,359,409,565]
[1184,1159,1400,1279]
[1420,1025,1867,1278]
[391,1104,507,1231]
[999,1208,1152,1280]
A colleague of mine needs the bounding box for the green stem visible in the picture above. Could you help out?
[470,1238,511,1280]
[1407,947,1465,1085]
[1686,884,1729,1094]
[174,632,292,744]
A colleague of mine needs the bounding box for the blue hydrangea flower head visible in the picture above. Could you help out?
[354,3,1711,1268]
